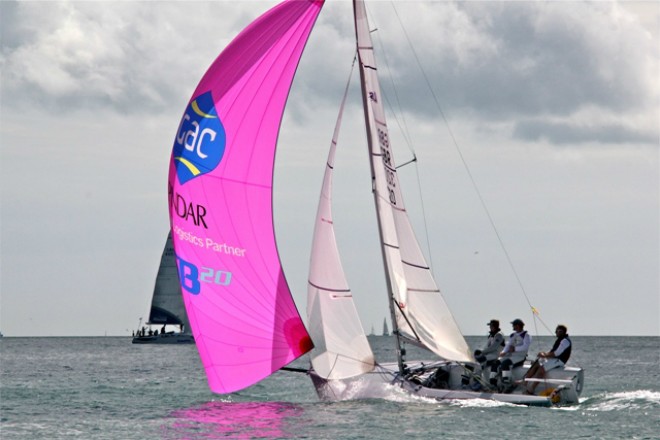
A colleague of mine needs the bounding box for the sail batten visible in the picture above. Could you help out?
[308,282,352,294]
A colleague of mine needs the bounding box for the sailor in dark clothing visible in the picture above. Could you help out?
[524,324,572,394]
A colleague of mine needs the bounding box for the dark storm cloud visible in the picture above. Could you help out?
[0,1,263,114]
[377,2,654,116]
[1,1,656,146]
[513,119,658,145]
[361,2,657,147]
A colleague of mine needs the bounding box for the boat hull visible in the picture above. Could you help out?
[131,333,194,344]
[309,360,583,406]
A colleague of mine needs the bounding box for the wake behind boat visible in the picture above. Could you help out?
[132,233,193,344]
[165,0,583,406]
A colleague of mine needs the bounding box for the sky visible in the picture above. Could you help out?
[1,0,658,337]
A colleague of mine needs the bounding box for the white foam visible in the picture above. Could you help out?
[446,398,515,408]
[585,390,660,412]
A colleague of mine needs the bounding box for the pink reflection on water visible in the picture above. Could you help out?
[167,401,304,439]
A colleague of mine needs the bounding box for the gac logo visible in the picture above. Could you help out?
[173,91,226,184]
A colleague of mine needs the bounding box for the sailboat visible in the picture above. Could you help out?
[166,0,584,405]
[132,232,194,344]
[382,318,389,337]
[307,0,583,406]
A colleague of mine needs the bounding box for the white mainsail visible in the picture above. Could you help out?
[353,0,472,364]
[307,62,375,380]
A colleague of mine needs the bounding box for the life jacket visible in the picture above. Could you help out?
[488,331,505,347]
[509,330,527,347]
[551,334,572,364]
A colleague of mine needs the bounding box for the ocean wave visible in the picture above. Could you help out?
[582,390,660,411]
[375,385,519,408]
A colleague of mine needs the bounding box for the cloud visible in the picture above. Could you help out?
[1,1,657,147]
[0,1,272,113]
[379,2,656,113]
[513,119,658,146]
[367,2,658,146]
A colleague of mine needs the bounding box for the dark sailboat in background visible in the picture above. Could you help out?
[133,233,193,344]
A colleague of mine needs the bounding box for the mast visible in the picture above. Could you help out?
[353,0,407,375]
[353,0,473,366]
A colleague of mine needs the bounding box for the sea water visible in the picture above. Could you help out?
[1,336,658,439]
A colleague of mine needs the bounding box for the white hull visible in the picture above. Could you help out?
[310,361,584,407]
[132,333,194,344]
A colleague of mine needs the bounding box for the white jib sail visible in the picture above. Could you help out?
[307,61,376,380]
[354,0,473,363]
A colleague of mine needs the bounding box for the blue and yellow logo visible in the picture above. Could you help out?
[173,91,226,184]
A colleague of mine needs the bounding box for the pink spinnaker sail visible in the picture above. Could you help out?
[168,0,324,394]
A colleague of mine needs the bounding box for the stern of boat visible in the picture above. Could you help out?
[519,365,584,405]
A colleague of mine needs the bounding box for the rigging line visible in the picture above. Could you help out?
[531,306,554,335]
[394,300,422,344]
[395,154,416,170]
[390,2,535,312]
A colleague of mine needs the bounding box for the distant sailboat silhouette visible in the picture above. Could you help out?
[132,232,193,344]
[382,318,389,336]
